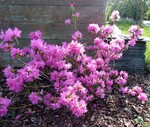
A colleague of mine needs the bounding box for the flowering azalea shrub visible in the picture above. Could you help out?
[0,5,148,117]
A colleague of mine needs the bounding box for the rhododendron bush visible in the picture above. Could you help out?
[0,5,148,117]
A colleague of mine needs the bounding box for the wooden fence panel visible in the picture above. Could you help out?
[0,0,106,67]
[0,0,105,6]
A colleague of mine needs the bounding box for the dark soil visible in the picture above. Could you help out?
[0,70,150,127]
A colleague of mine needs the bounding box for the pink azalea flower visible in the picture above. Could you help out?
[132,86,143,94]
[120,71,128,80]
[69,3,76,7]
[72,12,80,18]
[18,64,40,82]
[71,100,87,117]
[87,59,97,72]
[94,37,104,45]
[29,30,42,40]
[64,19,71,25]
[137,93,148,103]
[96,87,105,98]
[88,23,100,34]
[44,93,61,110]
[30,39,46,51]
[1,43,14,52]
[68,40,85,55]
[10,47,24,58]
[0,28,14,42]
[3,65,15,78]
[120,87,129,94]
[100,25,113,38]
[0,27,22,42]
[128,89,136,96]
[29,92,42,104]
[0,106,8,117]
[0,97,11,107]
[72,31,82,41]
[115,76,127,86]
[96,58,104,67]
[128,39,136,46]
[13,27,22,38]
[6,76,24,93]
[110,10,120,22]
[129,25,143,39]
[0,97,11,117]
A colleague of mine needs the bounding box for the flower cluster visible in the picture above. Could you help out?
[72,31,82,41]
[0,97,11,117]
[0,27,21,51]
[129,25,143,39]
[110,10,120,22]
[29,92,42,104]
[29,30,42,40]
[100,25,113,38]
[0,27,21,42]
[88,23,100,34]
[120,86,148,103]
[65,19,71,25]
[0,8,147,118]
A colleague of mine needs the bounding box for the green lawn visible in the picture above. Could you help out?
[117,21,150,71]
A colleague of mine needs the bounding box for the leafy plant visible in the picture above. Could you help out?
[0,4,148,118]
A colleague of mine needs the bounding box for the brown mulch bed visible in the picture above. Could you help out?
[0,70,150,127]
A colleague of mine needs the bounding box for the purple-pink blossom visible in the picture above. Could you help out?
[100,25,113,38]
[64,19,71,25]
[30,39,46,51]
[72,12,80,18]
[129,25,143,39]
[132,86,143,94]
[6,75,24,93]
[3,65,15,78]
[128,89,136,96]
[0,43,14,52]
[120,87,129,94]
[68,40,85,55]
[128,39,136,47]
[10,48,24,58]
[29,92,42,104]
[29,30,42,40]
[13,27,22,38]
[0,97,11,117]
[88,23,100,34]
[137,93,148,103]
[18,64,40,82]
[44,93,61,110]
[94,37,104,45]
[0,27,21,42]
[110,10,120,22]
[71,100,87,117]
[72,31,82,41]
[69,3,76,7]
